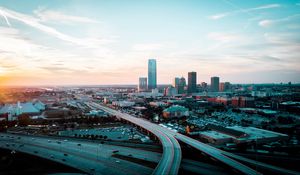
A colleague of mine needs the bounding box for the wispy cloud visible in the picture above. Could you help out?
[0,9,11,26]
[33,7,99,24]
[259,14,300,27]
[0,6,113,49]
[264,33,300,45]
[39,66,77,73]
[207,32,241,42]
[209,3,281,20]
[132,43,164,51]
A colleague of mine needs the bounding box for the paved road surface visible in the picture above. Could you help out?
[93,102,262,175]
[0,133,153,175]
[88,102,182,175]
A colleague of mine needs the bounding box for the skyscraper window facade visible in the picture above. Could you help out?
[148,59,157,90]
[211,76,220,92]
[188,72,197,93]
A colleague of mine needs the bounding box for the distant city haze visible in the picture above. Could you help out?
[0,0,299,86]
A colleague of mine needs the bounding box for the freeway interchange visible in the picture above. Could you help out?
[1,102,299,175]
[90,102,300,175]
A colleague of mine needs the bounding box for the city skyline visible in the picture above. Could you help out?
[0,0,300,86]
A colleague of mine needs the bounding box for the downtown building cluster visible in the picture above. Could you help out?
[138,59,231,95]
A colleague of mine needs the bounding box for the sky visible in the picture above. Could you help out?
[0,0,299,86]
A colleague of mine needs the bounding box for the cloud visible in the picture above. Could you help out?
[210,13,228,20]
[0,9,11,26]
[258,20,272,27]
[33,8,99,24]
[207,32,241,42]
[132,43,164,51]
[259,14,300,27]
[39,66,76,73]
[0,26,101,73]
[0,6,113,49]
[241,55,282,62]
[209,3,281,20]
[264,33,300,45]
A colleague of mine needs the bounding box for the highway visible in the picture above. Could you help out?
[91,102,265,175]
[0,133,234,175]
[93,102,300,175]
[0,133,154,175]
[88,102,182,175]
[93,103,299,175]
[2,101,297,175]
[158,124,300,175]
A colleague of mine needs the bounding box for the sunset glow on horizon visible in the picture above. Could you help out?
[0,0,299,86]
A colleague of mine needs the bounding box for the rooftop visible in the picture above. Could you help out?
[163,105,189,112]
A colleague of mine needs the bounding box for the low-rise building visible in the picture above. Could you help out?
[227,126,288,144]
[163,105,189,118]
[0,101,46,121]
[201,124,288,145]
[232,97,255,108]
[112,101,135,107]
[199,130,233,145]
[149,101,168,107]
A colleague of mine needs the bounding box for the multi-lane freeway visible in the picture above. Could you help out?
[87,102,182,175]
[0,133,155,175]
[1,101,298,175]
[0,132,234,175]
[91,102,300,175]
[89,102,262,175]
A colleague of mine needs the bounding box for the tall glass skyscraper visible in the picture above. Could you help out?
[211,76,220,92]
[148,59,157,90]
[188,71,197,93]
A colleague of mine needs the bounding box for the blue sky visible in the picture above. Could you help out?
[0,0,299,85]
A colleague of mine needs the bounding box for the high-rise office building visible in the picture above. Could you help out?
[178,77,186,94]
[173,77,180,88]
[138,77,147,92]
[211,76,220,92]
[219,82,231,92]
[148,59,157,90]
[188,72,197,93]
[201,82,207,88]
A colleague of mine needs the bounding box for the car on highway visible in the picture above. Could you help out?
[112,150,119,153]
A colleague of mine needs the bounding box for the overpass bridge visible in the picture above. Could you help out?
[1,102,298,175]
[87,102,182,175]
[1,133,236,175]
[91,102,300,175]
